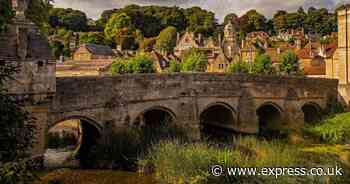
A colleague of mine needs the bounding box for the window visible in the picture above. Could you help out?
[38,61,44,67]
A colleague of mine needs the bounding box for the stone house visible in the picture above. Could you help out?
[73,43,115,61]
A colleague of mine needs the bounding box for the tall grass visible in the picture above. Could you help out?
[141,137,350,184]
[304,112,350,144]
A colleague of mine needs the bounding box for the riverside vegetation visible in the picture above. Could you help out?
[35,112,350,184]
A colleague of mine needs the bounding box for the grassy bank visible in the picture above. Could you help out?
[140,137,350,184]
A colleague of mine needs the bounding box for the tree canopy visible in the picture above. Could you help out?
[49,8,88,31]
[181,49,208,72]
[279,50,300,74]
[155,26,178,53]
[0,0,14,33]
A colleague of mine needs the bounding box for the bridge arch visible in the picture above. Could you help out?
[133,106,177,127]
[49,115,102,168]
[200,102,237,141]
[256,102,284,137]
[301,102,323,124]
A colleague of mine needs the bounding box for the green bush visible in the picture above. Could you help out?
[304,112,350,144]
[279,50,300,74]
[181,49,208,72]
[166,60,182,73]
[110,54,155,75]
[228,62,250,74]
[251,54,274,74]
[0,160,37,184]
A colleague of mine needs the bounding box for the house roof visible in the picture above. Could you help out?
[81,43,115,56]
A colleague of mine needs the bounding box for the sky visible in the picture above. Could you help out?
[53,0,350,22]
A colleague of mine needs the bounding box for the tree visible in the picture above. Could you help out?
[130,54,155,73]
[49,8,88,31]
[224,13,239,27]
[79,32,106,45]
[181,49,208,72]
[26,0,53,33]
[184,7,217,37]
[252,54,274,74]
[0,0,14,33]
[167,60,181,73]
[228,62,250,74]
[110,54,155,74]
[279,50,300,74]
[155,26,177,53]
[239,10,267,34]
[50,40,64,59]
[0,64,36,163]
[104,13,136,49]
[140,37,157,52]
[273,10,288,32]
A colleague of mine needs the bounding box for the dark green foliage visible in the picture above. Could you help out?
[183,7,217,37]
[0,160,37,184]
[279,50,300,74]
[50,41,65,59]
[140,37,157,52]
[251,54,274,74]
[99,5,187,38]
[49,8,88,31]
[181,49,208,72]
[167,60,182,73]
[304,112,350,144]
[228,62,250,74]
[0,63,36,163]
[0,0,14,33]
[47,132,77,149]
[0,63,37,184]
[239,9,267,34]
[79,32,106,45]
[26,0,53,33]
[110,54,155,75]
[155,26,177,53]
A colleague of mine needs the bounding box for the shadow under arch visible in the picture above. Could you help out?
[256,102,284,138]
[50,116,102,168]
[200,102,237,142]
[301,102,323,125]
[133,106,177,127]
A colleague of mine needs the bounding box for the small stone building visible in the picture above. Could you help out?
[73,43,115,61]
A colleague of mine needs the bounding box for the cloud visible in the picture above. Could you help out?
[53,0,350,22]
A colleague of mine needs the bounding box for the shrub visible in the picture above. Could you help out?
[251,54,274,74]
[279,50,300,75]
[166,60,181,73]
[110,54,155,75]
[228,62,250,74]
[0,160,37,184]
[181,49,208,72]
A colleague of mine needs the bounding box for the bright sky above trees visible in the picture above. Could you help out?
[54,0,349,21]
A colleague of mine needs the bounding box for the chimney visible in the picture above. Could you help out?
[319,44,326,57]
[296,39,302,50]
[218,33,222,47]
[277,47,281,55]
[176,32,180,44]
[241,39,245,49]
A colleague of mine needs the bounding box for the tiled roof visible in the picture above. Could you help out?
[82,43,115,56]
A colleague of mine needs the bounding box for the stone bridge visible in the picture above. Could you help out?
[49,73,338,141]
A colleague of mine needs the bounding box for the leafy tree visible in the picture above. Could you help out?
[110,54,155,74]
[26,0,53,33]
[140,37,157,52]
[252,53,274,74]
[273,10,288,32]
[0,64,36,163]
[224,13,239,26]
[279,50,300,74]
[156,26,177,53]
[104,13,136,49]
[239,10,267,34]
[181,49,208,72]
[183,7,217,37]
[130,54,155,73]
[0,0,14,33]
[79,32,106,45]
[167,60,181,73]
[49,8,88,31]
[50,40,65,59]
[228,62,250,74]
[110,59,129,75]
